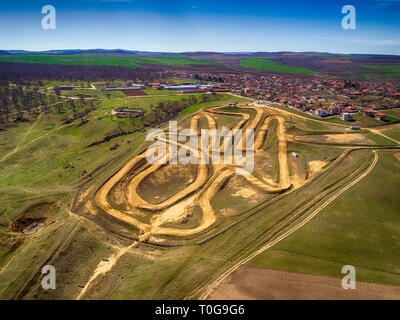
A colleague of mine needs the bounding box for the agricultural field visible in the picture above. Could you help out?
[2,51,400,79]
[345,65,400,78]
[237,58,317,75]
[0,54,218,69]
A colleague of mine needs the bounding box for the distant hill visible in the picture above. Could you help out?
[0,49,177,55]
[0,49,399,79]
[0,49,399,58]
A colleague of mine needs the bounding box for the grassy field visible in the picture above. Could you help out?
[60,89,125,99]
[142,88,186,96]
[248,150,400,286]
[164,78,203,84]
[73,148,379,299]
[0,54,217,69]
[237,58,317,75]
[346,65,400,78]
[379,124,400,142]
[0,91,242,298]
[361,73,400,78]
[6,146,371,299]
[0,89,398,300]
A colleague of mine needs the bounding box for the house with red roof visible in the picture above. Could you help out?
[315,108,327,117]
[327,106,339,115]
[375,113,386,121]
[364,109,375,117]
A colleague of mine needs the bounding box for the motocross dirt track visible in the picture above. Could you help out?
[94,104,294,237]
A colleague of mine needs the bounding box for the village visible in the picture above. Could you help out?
[58,70,400,123]
[50,69,400,128]
[174,71,400,123]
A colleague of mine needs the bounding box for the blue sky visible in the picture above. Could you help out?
[0,0,400,54]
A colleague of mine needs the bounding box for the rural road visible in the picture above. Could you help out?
[0,116,92,164]
[76,241,138,300]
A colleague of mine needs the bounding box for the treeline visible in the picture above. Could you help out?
[0,62,161,83]
[142,94,218,126]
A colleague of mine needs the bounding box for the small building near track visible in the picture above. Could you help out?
[112,107,143,118]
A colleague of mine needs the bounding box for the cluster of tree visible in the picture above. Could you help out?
[61,100,98,124]
[344,80,361,89]
[142,93,219,127]
[193,73,225,83]
[88,93,222,147]
[0,62,161,83]
[0,80,101,125]
[0,81,60,122]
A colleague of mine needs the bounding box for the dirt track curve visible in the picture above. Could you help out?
[94,104,294,237]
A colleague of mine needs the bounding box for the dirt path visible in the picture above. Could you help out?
[369,128,400,145]
[0,112,42,163]
[151,168,236,236]
[0,115,98,164]
[15,112,43,148]
[195,151,378,300]
[76,241,138,300]
[255,115,291,189]
[95,154,152,232]
[93,104,295,237]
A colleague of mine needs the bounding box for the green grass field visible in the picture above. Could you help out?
[237,58,317,75]
[379,124,400,142]
[60,88,125,99]
[361,73,400,78]
[0,90,398,300]
[248,150,400,286]
[142,88,185,96]
[0,90,248,299]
